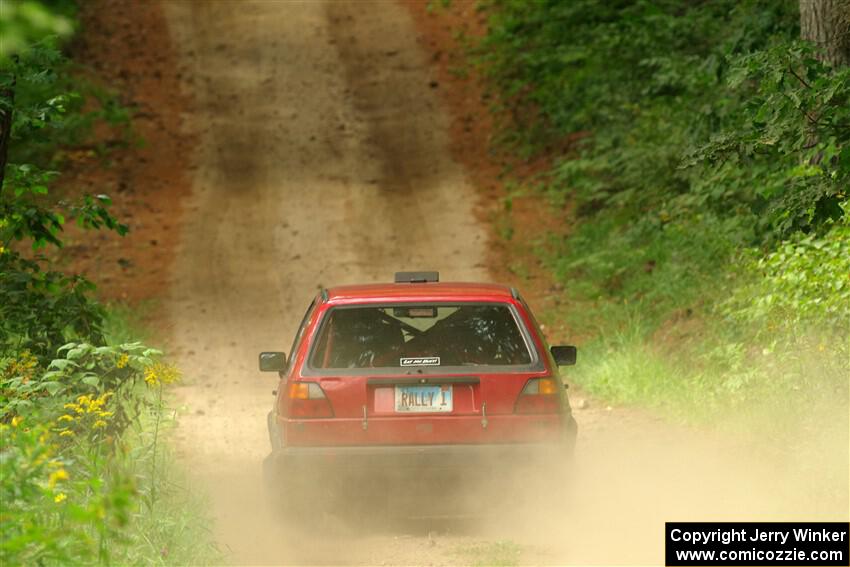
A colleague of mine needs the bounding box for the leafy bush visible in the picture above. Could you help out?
[572,317,849,436]
[477,0,848,320]
[1,34,128,362]
[0,342,161,426]
[0,252,105,361]
[723,212,850,328]
[1,343,219,565]
[466,0,849,440]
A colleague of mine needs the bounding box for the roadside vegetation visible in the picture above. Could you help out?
[463,0,848,429]
[1,2,218,564]
[453,540,522,567]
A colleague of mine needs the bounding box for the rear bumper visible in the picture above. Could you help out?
[277,440,566,463]
[264,413,576,479]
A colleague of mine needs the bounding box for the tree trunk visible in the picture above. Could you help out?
[0,64,15,191]
[800,0,850,67]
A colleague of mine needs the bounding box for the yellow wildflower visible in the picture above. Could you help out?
[93,420,107,429]
[48,469,69,488]
[58,414,74,422]
[144,363,180,387]
[59,430,74,437]
[6,350,38,382]
[67,392,113,414]
[67,397,87,414]
[11,415,23,427]
[116,353,130,369]
[54,493,67,504]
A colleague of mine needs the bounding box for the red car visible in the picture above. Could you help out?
[260,272,577,514]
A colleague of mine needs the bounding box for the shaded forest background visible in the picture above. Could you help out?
[448,0,849,422]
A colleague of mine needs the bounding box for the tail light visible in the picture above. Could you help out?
[287,382,334,418]
[514,377,561,414]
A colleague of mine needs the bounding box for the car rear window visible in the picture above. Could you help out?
[309,303,533,370]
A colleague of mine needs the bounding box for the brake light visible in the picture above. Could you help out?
[287,382,333,418]
[514,377,561,414]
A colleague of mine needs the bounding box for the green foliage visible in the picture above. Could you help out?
[689,42,849,236]
[0,341,220,565]
[0,342,160,425]
[473,0,850,441]
[1,22,128,362]
[0,252,105,362]
[4,39,132,167]
[571,316,849,435]
[0,0,74,62]
[0,344,147,565]
[2,42,129,250]
[1,169,127,250]
[723,212,850,328]
[548,212,744,326]
[478,0,848,320]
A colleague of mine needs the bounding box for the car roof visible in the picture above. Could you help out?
[324,282,517,305]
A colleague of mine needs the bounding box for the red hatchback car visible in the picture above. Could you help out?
[260,272,577,513]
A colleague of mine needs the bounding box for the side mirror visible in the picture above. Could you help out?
[259,351,286,372]
[550,345,577,366]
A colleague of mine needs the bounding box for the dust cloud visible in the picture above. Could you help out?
[174,398,848,565]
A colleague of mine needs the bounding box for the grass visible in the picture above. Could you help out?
[103,300,160,345]
[109,410,222,565]
[103,306,222,565]
[524,201,850,435]
[454,540,522,567]
[566,307,849,442]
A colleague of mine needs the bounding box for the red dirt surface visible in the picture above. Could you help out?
[54,0,192,314]
[58,0,567,336]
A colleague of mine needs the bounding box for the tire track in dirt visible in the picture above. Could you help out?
[161,1,489,564]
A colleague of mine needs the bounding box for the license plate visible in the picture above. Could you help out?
[394,385,452,413]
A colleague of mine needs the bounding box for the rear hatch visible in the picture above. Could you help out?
[281,302,565,446]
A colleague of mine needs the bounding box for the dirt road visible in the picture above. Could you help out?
[163,1,490,564]
[160,2,848,565]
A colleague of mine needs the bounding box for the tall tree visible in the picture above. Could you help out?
[0,58,15,189]
[800,0,850,67]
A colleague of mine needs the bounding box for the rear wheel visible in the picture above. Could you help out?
[262,453,292,518]
[263,454,349,531]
